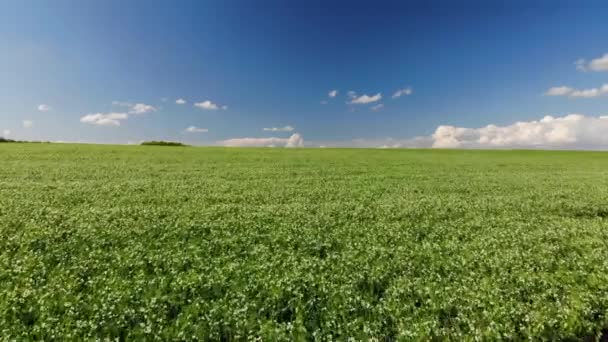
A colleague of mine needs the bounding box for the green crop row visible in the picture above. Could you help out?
[1,144,607,340]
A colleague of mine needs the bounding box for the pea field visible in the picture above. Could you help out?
[1,143,608,340]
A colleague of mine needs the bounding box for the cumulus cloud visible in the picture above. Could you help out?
[2,129,10,136]
[431,114,608,149]
[219,133,304,147]
[392,88,413,98]
[321,114,608,150]
[263,125,295,132]
[371,103,384,111]
[176,98,187,105]
[576,53,608,72]
[350,93,382,104]
[349,93,382,104]
[112,101,157,114]
[81,101,156,127]
[185,126,208,133]
[328,89,338,98]
[194,100,227,110]
[545,84,608,98]
[129,103,157,114]
[80,113,128,126]
[37,104,51,112]
[22,120,33,128]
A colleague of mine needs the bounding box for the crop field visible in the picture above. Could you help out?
[1,143,608,340]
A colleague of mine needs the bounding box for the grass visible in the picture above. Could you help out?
[1,143,608,340]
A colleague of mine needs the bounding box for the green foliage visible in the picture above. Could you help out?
[0,137,16,143]
[1,144,608,340]
[141,141,188,146]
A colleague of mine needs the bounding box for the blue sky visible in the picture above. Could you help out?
[2,0,608,148]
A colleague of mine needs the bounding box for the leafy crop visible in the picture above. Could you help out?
[1,144,608,340]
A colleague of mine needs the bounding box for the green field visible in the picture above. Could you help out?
[1,144,608,340]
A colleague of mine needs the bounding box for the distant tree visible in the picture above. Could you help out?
[0,137,16,143]
[141,141,188,146]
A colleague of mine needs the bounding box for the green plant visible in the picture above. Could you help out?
[1,144,607,339]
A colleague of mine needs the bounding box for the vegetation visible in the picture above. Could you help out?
[0,137,16,143]
[1,143,607,340]
[141,141,188,146]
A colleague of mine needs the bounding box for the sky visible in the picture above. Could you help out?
[2,0,608,148]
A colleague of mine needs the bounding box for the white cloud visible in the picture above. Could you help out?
[185,126,208,133]
[392,88,413,98]
[328,89,338,98]
[219,133,304,147]
[112,101,157,114]
[81,101,156,127]
[112,102,156,114]
[545,84,608,98]
[350,93,382,104]
[22,120,33,128]
[589,54,608,71]
[2,129,10,136]
[431,114,608,149]
[545,86,574,96]
[37,104,51,112]
[80,112,128,126]
[194,100,227,110]
[129,103,157,114]
[176,98,187,105]
[263,125,295,132]
[315,114,608,150]
[576,53,608,72]
[347,90,357,99]
[371,103,384,111]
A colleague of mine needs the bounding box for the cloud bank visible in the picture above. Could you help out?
[219,133,304,147]
[319,114,608,150]
[431,114,608,149]
[545,84,608,98]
